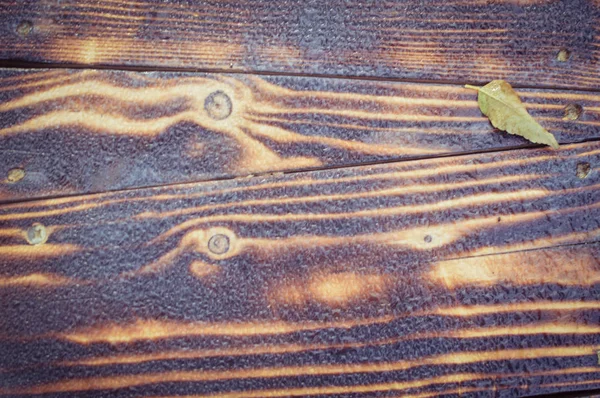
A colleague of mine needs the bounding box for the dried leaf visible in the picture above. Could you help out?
[466,80,559,149]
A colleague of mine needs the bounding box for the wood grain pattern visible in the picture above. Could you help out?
[1,0,599,88]
[2,68,600,203]
[1,141,599,397]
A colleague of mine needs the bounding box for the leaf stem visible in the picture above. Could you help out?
[464,84,480,91]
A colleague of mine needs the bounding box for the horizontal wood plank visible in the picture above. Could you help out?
[0,141,599,397]
[2,68,599,203]
[0,0,599,88]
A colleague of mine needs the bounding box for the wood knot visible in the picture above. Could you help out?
[208,233,230,255]
[7,168,25,183]
[26,223,48,245]
[204,91,232,120]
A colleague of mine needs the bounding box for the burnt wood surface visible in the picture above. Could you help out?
[1,141,599,397]
[0,0,599,89]
[1,68,599,203]
[2,1,600,396]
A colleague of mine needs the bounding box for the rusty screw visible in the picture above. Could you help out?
[16,21,33,37]
[26,223,48,245]
[204,91,232,120]
[556,48,571,62]
[576,162,591,179]
[208,234,230,255]
[7,168,25,183]
[563,104,583,121]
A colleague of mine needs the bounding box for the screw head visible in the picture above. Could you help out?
[563,104,583,121]
[208,234,230,255]
[424,235,432,243]
[556,48,571,62]
[26,223,48,245]
[17,21,33,37]
[7,168,25,183]
[576,162,591,179]
[204,91,232,120]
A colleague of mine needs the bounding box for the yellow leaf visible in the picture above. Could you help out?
[465,80,559,149]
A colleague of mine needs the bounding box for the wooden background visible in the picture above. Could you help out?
[1,68,599,203]
[1,1,599,397]
[1,143,600,397]
[1,0,599,89]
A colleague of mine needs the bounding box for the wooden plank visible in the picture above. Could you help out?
[0,141,599,397]
[2,68,599,203]
[0,0,599,89]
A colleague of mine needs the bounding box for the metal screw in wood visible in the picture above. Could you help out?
[26,223,48,245]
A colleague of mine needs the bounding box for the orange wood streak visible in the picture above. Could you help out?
[0,70,66,85]
[430,301,600,317]
[541,379,600,389]
[576,148,600,158]
[144,379,489,398]
[189,260,220,278]
[272,272,390,307]
[430,244,600,288]
[244,120,445,157]
[308,273,386,306]
[146,368,600,398]
[139,152,562,210]
[0,74,480,126]
[59,322,600,368]
[436,322,600,339]
[149,189,551,244]
[0,71,86,93]
[0,273,75,287]
[247,75,474,106]
[61,342,350,366]
[59,308,600,349]
[0,372,488,396]
[0,244,81,258]
[0,202,106,221]
[59,316,396,344]
[150,386,489,398]
[466,228,600,257]
[42,37,244,68]
[137,174,545,220]
[8,348,598,395]
[0,228,23,238]
[132,212,547,277]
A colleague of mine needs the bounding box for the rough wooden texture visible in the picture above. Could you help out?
[1,141,599,397]
[0,1,599,89]
[2,68,600,203]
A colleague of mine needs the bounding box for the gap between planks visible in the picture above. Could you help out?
[0,139,594,207]
[2,60,600,94]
